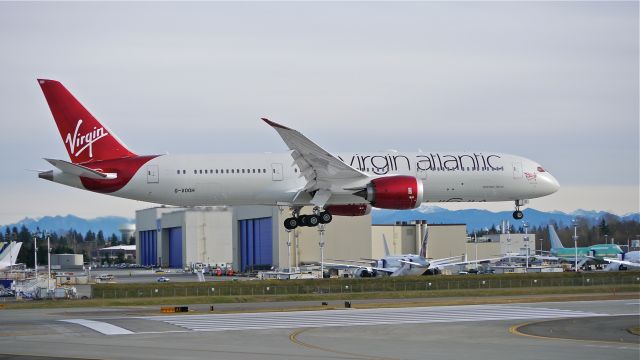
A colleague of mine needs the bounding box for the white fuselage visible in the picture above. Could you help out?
[48,151,559,208]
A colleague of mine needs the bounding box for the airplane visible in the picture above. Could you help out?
[325,234,430,277]
[0,242,23,271]
[326,227,500,277]
[546,225,624,267]
[602,251,640,271]
[36,79,560,229]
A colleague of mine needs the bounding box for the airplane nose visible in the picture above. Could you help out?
[540,172,560,195]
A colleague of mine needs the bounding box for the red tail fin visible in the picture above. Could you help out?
[38,79,136,164]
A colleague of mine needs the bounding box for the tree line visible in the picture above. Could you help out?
[478,215,640,251]
[0,226,134,267]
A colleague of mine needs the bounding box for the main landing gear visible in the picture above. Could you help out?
[284,207,332,230]
[513,199,528,220]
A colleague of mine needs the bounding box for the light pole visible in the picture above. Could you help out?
[474,229,478,270]
[523,222,529,272]
[47,232,52,292]
[286,229,292,273]
[507,225,512,266]
[318,225,326,279]
[33,233,38,279]
[572,219,578,271]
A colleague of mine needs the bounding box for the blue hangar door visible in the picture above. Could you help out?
[167,227,183,269]
[139,230,157,266]
[239,218,273,272]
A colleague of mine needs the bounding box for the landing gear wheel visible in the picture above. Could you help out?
[512,210,524,220]
[307,214,320,227]
[319,211,333,224]
[284,217,298,230]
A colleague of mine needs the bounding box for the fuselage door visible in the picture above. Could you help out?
[271,163,283,181]
[512,162,523,179]
[147,165,159,183]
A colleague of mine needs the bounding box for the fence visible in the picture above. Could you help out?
[93,274,640,299]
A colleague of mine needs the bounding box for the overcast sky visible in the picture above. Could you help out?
[0,2,637,224]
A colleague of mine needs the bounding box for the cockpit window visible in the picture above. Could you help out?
[537,166,545,172]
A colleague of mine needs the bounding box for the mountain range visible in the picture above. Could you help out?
[371,206,639,231]
[1,215,133,237]
[1,207,638,237]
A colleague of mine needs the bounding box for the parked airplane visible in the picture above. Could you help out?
[546,225,623,267]
[327,228,499,277]
[603,251,640,271]
[0,242,23,270]
[326,234,430,277]
[37,79,560,229]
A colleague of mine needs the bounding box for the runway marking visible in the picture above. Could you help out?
[289,328,402,360]
[135,304,604,334]
[61,319,134,335]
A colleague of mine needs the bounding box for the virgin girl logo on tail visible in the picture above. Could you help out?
[65,119,109,158]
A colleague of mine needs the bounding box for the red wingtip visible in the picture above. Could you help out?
[261,118,291,130]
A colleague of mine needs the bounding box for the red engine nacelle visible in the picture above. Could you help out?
[324,204,372,216]
[354,175,424,210]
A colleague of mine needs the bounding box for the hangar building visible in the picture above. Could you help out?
[465,233,535,260]
[136,206,372,271]
[371,221,468,259]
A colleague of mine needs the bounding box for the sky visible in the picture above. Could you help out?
[0,2,638,224]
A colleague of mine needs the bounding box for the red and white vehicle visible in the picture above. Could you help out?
[37,79,560,229]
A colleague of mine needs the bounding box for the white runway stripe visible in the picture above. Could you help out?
[138,304,604,333]
[62,319,134,335]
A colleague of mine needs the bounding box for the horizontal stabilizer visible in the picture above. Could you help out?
[44,158,117,180]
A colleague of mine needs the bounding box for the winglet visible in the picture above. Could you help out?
[261,118,292,130]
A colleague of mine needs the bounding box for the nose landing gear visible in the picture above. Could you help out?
[284,207,333,230]
[513,199,528,220]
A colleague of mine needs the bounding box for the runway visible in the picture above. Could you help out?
[66,304,605,334]
[0,299,637,360]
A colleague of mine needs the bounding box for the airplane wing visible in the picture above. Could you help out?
[430,256,504,269]
[602,258,640,269]
[44,158,117,180]
[323,262,395,274]
[399,259,425,266]
[262,118,367,206]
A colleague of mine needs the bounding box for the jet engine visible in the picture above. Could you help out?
[354,175,424,210]
[353,268,377,278]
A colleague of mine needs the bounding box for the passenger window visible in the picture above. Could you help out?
[242,169,245,173]
[225,169,229,174]
[194,170,197,174]
[176,170,180,174]
[182,170,186,174]
[231,169,235,173]
[205,170,208,174]
[252,169,256,173]
[199,170,202,174]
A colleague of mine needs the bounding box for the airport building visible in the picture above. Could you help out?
[135,206,483,271]
[465,233,535,260]
[371,222,468,259]
[50,254,84,270]
[135,206,372,271]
